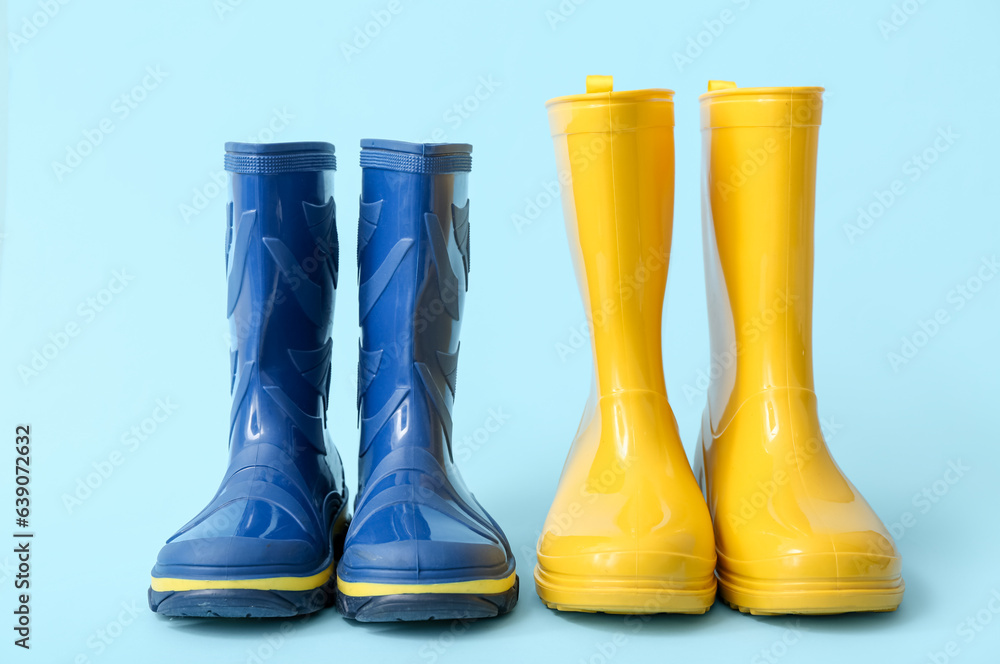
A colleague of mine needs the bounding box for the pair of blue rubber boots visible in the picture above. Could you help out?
[148,141,518,622]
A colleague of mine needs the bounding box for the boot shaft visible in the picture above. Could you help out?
[224,142,339,459]
[699,83,824,431]
[356,140,471,493]
[547,76,675,398]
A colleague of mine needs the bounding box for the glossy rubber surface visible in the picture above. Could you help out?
[336,140,517,622]
[149,142,348,618]
[695,82,904,615]
[536,76,717,615]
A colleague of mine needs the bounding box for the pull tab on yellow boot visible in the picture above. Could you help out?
[707,80,737,91]
[585,75,613,93]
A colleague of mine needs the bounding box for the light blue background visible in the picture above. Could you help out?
[2,0,998,662]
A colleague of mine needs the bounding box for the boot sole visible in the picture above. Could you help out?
[534,565,716,615]
[717,567,905,615]
[148,510,349,618]
[336,573,518,622]
[148,579,337,618]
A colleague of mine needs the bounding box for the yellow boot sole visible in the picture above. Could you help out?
[535,565,716,615]
[717,567,904,616]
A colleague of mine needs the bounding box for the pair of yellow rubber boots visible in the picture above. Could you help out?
[535,77,904,616]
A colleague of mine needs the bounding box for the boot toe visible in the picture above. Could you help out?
[152,497,331,580]
[338,501,513,585]
[717,528,902,582]
[537,484,717,580]
[153,536,326,579]
[537,530,716,582]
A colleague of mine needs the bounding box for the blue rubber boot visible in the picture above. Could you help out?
[335,140,518,622]
[149,142,349,618]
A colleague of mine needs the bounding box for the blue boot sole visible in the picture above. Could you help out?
[335,576,518,622]
[149,515,349,618]
[149,581,337,618]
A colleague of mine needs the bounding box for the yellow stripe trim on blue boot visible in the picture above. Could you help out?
[337,571,516,597]
[150,563,333,592]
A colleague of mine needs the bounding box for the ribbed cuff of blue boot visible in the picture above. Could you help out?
[359,139,472,174]
[224,141,337,174]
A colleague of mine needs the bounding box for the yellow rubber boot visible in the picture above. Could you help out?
[535,76,717,615]
[695,81,904,615]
